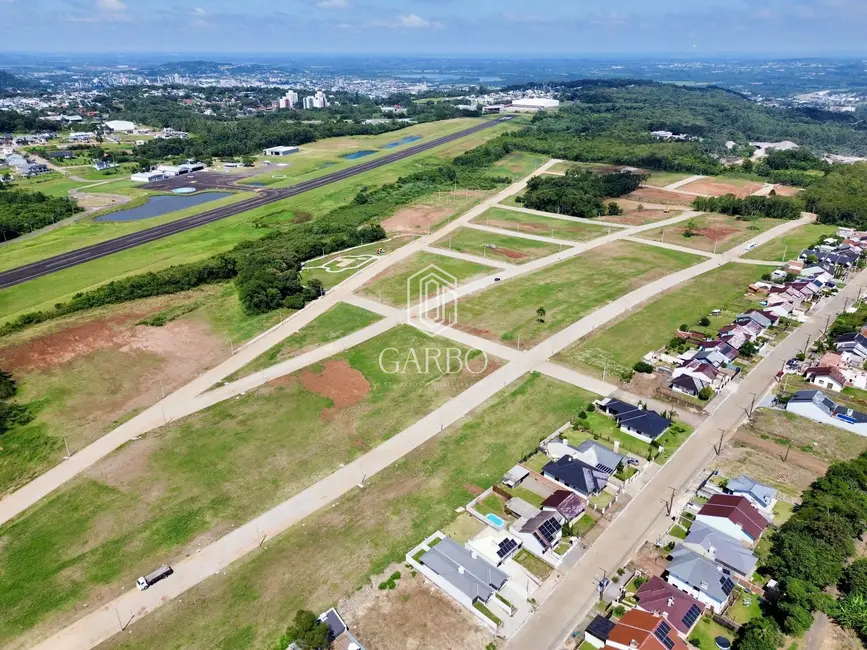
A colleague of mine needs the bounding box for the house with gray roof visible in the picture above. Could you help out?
[683,522,758,580]
[726,475,777,516]
[666,547,736,613]
[786,389,867,435]
[418,536,508,605]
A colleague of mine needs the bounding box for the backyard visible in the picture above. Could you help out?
[452,240,702,348]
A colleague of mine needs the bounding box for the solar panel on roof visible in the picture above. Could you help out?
[537,518,562,543]
[682,603,702,628]
[720,576,735,595]
[654,621,675,650]
[497,538,518,558]
[595,463,614,474]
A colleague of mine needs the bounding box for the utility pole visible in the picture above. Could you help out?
[748,392,758,418]
[715,428,725,455]
[783,439,792,463]
[159,377,165,399]
[665,487,676,517]
[781,244,788,263]
[64,437,71,459]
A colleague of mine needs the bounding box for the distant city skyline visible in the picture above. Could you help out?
[1,0,866,55]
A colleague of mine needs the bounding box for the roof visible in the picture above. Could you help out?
[420,536,508,602]
[519,511,563,548]
[835,332,867,349]
[616,409,672,440]
[573,439,625,474]
[668,547,737,603]
[670,374,707,394]
[698,494,769,540]
[597,397,637,417]
[607,609,688,650]
[586,614,616,641]
[319,608,347,640]
[805,366,846,386]
[542,456,609,495]
[635,576,704,634]
[726,476,777,508]
[736,311,772,328]
[503,464,529,485]
[506,496,541,520]
[684,522,758,577]
[541,490,585,521]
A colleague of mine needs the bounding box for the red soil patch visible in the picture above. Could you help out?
[694,225,739,240]
[771,184,802,197]
[382,191,486,233]
[679,179,764,198]
[0,312,146,372]
[299,359,371,419]
[464,483,484,496]
[626,188,694,206]
[602,210,673,226]
[491,247,527,260]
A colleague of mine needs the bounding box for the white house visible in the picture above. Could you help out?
[725,475,777,517]
[666,547,735,614]
[786,389,867,436]
[695,495,769,545]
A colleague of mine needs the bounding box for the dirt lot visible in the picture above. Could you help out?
[381,191,487,233]
[625,188,695,206]
[678,178,765,198]
[598,199,680,226]
[770,184,802,197]
[713,440,821,498]
[299,359,372,419]
[340,567,494,650]
[820,621,861,650]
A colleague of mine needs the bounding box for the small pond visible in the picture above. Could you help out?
[381,135,423,149]
[341,150,377,160]
[95,192,234,222]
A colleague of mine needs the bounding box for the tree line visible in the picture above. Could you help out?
[804,163,867,228]
[691,195,803,220]
[0,189,81,242]
[520,168,644,218]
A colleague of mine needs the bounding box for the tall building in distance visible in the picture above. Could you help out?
[277,89,298,109]
[302,95,316,110]
[314,90,328,108]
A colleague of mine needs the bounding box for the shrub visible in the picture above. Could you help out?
[699,317,710,326]
[698,386,715,401]
[633,361,654,374]
[679,323,689,331]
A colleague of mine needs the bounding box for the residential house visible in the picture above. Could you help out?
[725,475,778,517]
[603,609,689,650]
[671,360,724,389]
[570,439,627,475]
[786,389,867,435]
[542,456,608,497]
[692,348,730,368]
[735,310,773,332]
[835,332,867,362]
[516,511,564,555]
[45,150,75,160]
[596,398,672,444]
[92,160,118,171]
[541,490,586,525]
[416,535,509,608]
[696,340,739,362]
[670,374,708,398]
[466,528,523,567]
[695,494,769,545]
[784,259,804,276]
[804,366,846,392]
[802,248,860,268]
[666,547,736,613]
[683,522,758,580]
[285,607,366,650]
[584,614,616,649]
[635,576,705,636]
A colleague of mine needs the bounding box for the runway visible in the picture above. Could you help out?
[0,117,512,290]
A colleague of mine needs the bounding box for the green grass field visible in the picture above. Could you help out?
[0,120,512,324]
[636,214,781,253]
[645,171,691,187]
[0,325,497,645]
[3,174,93,197]
[486,151,550,178]
[557,263,766,376]
[742,222,838,261]
[359,250,496,307]
[93,372,593,650]
[0,191,255,274]
[221,302,383,383]
[431,226,566,264]
[454,241,702,348]
[472,207,609,242]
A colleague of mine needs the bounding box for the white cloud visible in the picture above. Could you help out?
[96,0,126,12]
[370,13,442,29]
[316,0,350,8]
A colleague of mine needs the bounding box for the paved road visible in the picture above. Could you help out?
[0,117,512,290]
[29,201,814,649]
[506,269,867,650]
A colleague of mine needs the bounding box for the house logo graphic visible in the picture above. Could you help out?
[407,264,459,336]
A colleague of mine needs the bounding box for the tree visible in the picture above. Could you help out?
[698,386,715,401]
[241,155,256,166]
[679,323,689,332]
[841,558,867,596]
[0,370,16,400]
[536,306,546,323]
[684,218,699,237]
[278,609,331,650]
[736,617,783,650]
[834,592,867,636]
[633,361,654,374]
[607,201,623,216]
[699,317,710,327]
[740,340,760,358]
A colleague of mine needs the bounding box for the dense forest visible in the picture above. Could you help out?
[520,168,644,218]
[0,110,58,134]
[692,195,803,220]
[0,189,81,241]
[804,164,867,228]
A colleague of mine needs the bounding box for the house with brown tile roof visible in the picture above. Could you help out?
[604,609,689,650]
[695,494,769,545]
[635,576,705,636]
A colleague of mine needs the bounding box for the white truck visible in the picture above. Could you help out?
[136,565,173,591]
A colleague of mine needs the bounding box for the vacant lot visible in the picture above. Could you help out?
[743,408,867,464]
[600,199,682,226]
[300,237,414,290]
[715,439,820,499]
[221,302,383,383]
[454,240,701,348]
[678,176,765,198]
[488,151,550,178]
[636,213,780,253]
[645,172,692,187]
[93,373,593,650]
[558,263,763,377]
[381,190,489,234]
[431,226,566,264]
[471,207,609,242]
[742,222,836,261]
[624,187,695,206]
[0,326,496,647]
[360,251,496,307]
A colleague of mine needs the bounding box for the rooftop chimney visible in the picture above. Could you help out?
[458,567,465,575]
[667,597,675,607]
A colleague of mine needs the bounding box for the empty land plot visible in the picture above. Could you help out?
[472,207,609,242]
[380,190,489,234]
[453,241,702,348]
[742,223,837,261]
[488,151,550,178]
[94,373,594,650]
[557,263,764,378]
[221,302,383,383]
[636,213,781,253]
[431,226,565,264]
[360,251,497,307]
[715,440,820,499]
[740,408,867,465]
[678,176,765,198]
[600,199,682,226]
[645,172,692,187]
[624,187,695,206]
[0,326,497,647]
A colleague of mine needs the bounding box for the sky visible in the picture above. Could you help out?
[1,0,866,55]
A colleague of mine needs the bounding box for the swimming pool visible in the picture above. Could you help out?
[381,135,423,149]
[485,513,505,528]
[341,150,377,160]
